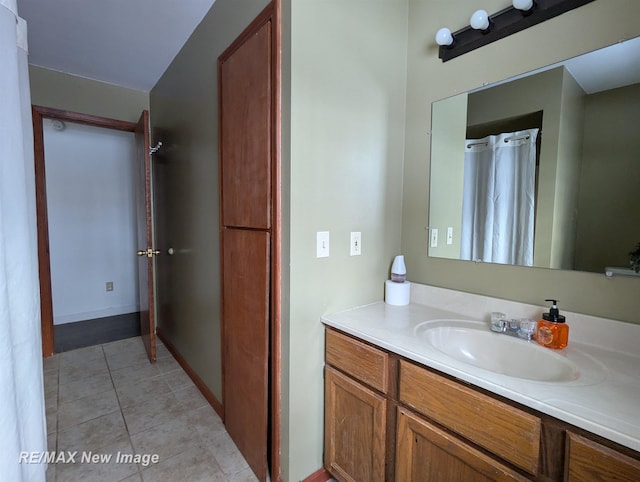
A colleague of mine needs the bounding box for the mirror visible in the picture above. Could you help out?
[428,36,640,275]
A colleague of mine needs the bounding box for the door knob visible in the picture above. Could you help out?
[137,248,161,258]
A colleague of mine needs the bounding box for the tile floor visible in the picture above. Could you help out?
[43,336,257,482]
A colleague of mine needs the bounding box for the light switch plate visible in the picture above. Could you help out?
[446,227,453,245]
[317,231,330,258]
[430,228,438,248]
[350,232,361,256]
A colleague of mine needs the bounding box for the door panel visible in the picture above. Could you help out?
[220,21,272,229]
[134,110,156,363]
[222,228,270,481]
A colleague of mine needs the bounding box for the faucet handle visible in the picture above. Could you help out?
[518,319,537,341]
[490,312,507,332]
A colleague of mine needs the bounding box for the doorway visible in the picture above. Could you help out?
[33,106,157,361]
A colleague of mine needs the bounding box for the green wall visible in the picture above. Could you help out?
[29,65,148,122]
[575,83,640,272]
[403,0,640,325]
[288,1,408,479]
[149,0,270,405]
[37,1,640,480]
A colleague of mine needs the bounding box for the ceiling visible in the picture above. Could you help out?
[18,0,216,92]
[18,2,640,95]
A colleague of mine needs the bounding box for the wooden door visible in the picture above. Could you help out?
[324,367,387,482]
[222,228,270,481]
[134,110,157,363]
[219,7,275,482]
[396,407,529,481]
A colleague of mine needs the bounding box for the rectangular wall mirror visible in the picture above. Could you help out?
[428,36,640,275]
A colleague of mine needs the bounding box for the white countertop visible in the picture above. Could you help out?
[321,291,640,452]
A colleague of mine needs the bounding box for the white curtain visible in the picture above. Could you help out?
[460,128,538,266]
[0,1,47,480]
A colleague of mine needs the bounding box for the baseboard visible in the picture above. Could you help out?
[302,467,332,482]
[54,305,139,325]
[156,327,224,419]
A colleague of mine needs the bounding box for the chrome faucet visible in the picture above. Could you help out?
[490,314,537,341]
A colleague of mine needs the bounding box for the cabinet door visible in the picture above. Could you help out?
[219,19,272,229]
[324,366,386,482]
[396,407,529,482]
[566,432,640,481]
[222,228,270,481]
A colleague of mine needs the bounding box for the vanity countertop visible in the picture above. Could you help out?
[321,293,640,453]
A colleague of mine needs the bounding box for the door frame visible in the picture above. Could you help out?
[32,105,138,357]
[217,1,282,480]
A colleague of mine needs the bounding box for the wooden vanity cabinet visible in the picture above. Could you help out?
[323,327,640,482]
[565,432,640,481]
[396,407,529,481]
[324,367,386,481]
[399,360,541,477]
[324,329,390,481]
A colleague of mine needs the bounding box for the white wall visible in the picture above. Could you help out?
[44,120,139,324]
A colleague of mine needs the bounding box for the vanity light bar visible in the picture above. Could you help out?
[438,0,596,62]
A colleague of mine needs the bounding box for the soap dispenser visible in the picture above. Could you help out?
[536,299,569,349]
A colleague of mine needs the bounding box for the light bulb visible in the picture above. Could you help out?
[470,9,490,30]
[435,27,453,46]
[512,0,534,11]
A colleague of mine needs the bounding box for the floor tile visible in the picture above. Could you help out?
[130,411,202,462]
[115,376,172,410]
[58,410,128,454]
[54,436,139,482]
[58,355,110,386]
[153,355,181,375]
[103,338,149,371]
[110,360,161,391]
[156,368,194,391]
[154,341,171,359]
[172,384,209,412]
[43,336,255,482]
[57,389,120,430]
[58,371,113,404]
[140,444,225,482]
[120,391,183,435]
[201,429,251,476]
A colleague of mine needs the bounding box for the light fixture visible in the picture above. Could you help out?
[435,27,454,47]
[513,0,535,14]
[470,9,491,32]
[436,0,596,63]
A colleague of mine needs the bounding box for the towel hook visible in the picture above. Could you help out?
[149,141,163,155]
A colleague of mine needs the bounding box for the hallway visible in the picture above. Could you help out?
[44,336,256,481]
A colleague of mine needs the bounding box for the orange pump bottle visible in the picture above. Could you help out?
[536,299,569,349]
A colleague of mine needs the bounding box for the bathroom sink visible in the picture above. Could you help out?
[414,320,579,382]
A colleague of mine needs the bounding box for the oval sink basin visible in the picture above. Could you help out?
[415,320,579,382]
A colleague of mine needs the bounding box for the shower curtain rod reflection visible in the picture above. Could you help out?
[466,132,540,149]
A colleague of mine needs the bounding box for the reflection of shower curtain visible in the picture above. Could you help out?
[460,128,538,266]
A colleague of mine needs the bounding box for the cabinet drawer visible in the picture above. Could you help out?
[325,328,388,393]
[566,432,640,481]
[399,360,541,475]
